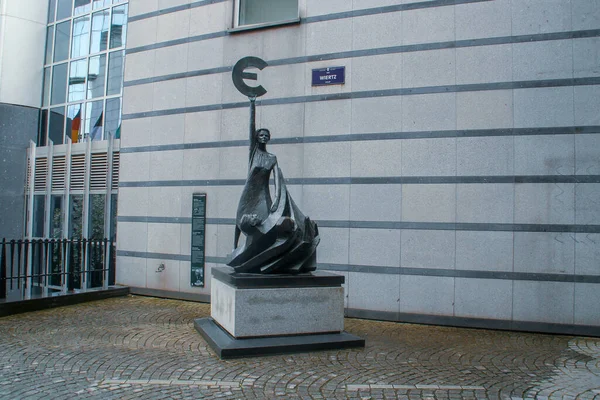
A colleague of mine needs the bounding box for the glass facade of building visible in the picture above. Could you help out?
[40,0,128,145]
[25,0,126,247]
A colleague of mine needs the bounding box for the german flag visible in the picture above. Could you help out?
[71,109,81,142]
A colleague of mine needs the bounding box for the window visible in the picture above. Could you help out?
[50,63,68,105]
[90,10,109,53]
[54,21,71,62]
[32,195,46,238]
[71,15,91,58]
[234,0,298,28]
[50,195,64,238]
[40,0,128,145]
[49,107,66,144]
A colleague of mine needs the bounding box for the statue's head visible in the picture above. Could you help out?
[257,129,271,144]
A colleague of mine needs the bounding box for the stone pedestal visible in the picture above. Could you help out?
[194,266,365,358]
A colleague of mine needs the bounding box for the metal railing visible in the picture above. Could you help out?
[0,238,115,300]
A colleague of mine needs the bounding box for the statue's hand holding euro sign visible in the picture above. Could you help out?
[232,56,268,99]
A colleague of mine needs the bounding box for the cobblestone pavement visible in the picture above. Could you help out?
[0,296,598,400]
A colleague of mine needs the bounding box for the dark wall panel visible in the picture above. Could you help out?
[0,103,40,239]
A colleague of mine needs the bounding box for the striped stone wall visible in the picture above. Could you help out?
[116,0,600,335]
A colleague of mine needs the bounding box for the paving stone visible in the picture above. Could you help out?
[0,295,598,399]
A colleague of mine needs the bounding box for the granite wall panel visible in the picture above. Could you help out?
[0,103,39,239]
[116,0,600,333]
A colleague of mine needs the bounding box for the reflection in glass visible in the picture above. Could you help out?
[45,26,54,64]
[51,63,68,105]
[93,0,111,9]
[48,0,57,23]
[69,195,84,239]
[33,195,46,238]
[89,194,106,287]
[54,20,71,62]
[85,100,103,141]
[71,15,91,58]
[106,50,124,96]
[42,68,51,107]
[50,196,64,238]
[110,4,128,49]
[56,0,72,21]
[89,194,105,239]
[74,0,92,15]
[49,106,66,144]
[87,54,106,99]
[110,194,117,240]
[50,195,64,286]
[66,104,83,143]
[90,10,110,53]
[68,59,87,102]
[105,98,121,139]
[39,110,49,147]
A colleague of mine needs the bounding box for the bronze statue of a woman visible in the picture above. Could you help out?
[226,57,319,274]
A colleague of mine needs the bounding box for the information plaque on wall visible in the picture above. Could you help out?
[190,193,206,287]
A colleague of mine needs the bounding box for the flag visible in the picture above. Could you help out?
[71,109,81,142]
[90,112,103,141]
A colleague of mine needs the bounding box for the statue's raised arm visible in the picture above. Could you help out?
[248,97,257,165]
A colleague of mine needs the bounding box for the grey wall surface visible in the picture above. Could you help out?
[0,103,39,238]
[116,0,600,335]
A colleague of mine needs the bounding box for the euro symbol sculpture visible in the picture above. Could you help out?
[232,56,268,98]
[226,56,320,274]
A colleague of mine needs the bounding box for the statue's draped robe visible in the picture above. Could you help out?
[227,149,319,274]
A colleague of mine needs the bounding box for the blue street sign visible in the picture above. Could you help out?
[311,66,345,86]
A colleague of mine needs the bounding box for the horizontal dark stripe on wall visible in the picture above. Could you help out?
[124,66,231,87]
[120,126,600,154]
[117,251,191,261]
[271,29,600,67]
[321,264,600,283]
[116,250,600,284]
[118,216,194,224]
[125,28,600,87]
[303,0,492,23]
[116,250,225,265]
[345,309,600,337]
[127,0,491,35]
[126,31,228,55]
[118,175,600,188]
[122,77,600,120]
[118,216,226,224]
[129,287,210,303]
[129,0,492,25]
[117,216,600,234]
[129,0,228,23]
[320,221,600,234]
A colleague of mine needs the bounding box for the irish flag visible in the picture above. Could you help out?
[90,112,103,141]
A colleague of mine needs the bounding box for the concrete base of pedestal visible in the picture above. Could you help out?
[194,317,365,359]
[195,266,365,358]
[211,277,344,338]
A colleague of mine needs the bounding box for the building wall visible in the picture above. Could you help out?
[0,1,47,238]
[0,0,47,108]
[117,0,600,334]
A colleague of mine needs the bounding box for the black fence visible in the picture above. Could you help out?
[0,238,115,300]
